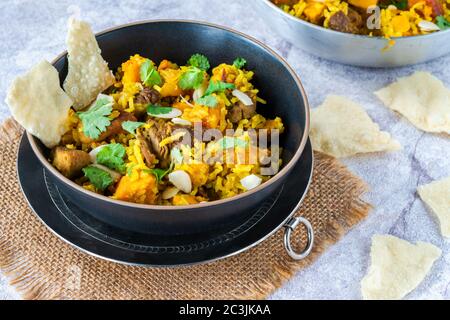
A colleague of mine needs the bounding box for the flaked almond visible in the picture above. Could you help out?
[171,118,192,126]
[90,163,122,181]
[240,174,262,191]
[168,170,192,193]
[162,187,179,200]
[232,89,253,106]
[418,20,440,32]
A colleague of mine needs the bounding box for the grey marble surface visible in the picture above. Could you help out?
[0,0,449,300]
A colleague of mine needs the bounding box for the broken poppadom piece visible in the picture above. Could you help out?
[63,18,115,110]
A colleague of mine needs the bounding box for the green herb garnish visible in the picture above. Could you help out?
[204,80,235,96]
[178,67,205,90]
[147,105,174,115]
[144,168,170,183]
[379,0,407,9]
[393,0,408,9]
[77,95,113,139]
[122,121,145,134]
[187,53,210,71]
[217,137,248,150]
[170,147,183,164]
[96,143,126,173]
[194,81,235,108]
[127,164,137,176]
[436,16,450,30]
[233,57,247,69]
[195,95,218,107]
[82,166,114,191]
[140,59,162,87]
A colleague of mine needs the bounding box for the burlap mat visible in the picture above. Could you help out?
[0,118,371,300]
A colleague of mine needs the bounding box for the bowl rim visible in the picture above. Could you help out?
[260,0,450,40]
[27,19,310,211]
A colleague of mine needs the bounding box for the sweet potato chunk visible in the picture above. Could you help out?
[348,0,378,9]
[52,147,91,178]
[408,0,444,17]
[172,194,200,206]
[114,173,158,205]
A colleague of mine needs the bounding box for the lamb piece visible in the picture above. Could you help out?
[240,101,256,119]
[228,105,243,124]
[227,101,256,124]
[99,112,137,141]
[135,87,161,105]
[52,147,92,178]
[136,132,157,167]
[137,119,172,168]
[348,8,364,28]
[329,9,363,34]
[171,126,197,148]
[79,112,137,144]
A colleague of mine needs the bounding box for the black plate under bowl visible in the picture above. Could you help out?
[18,134,313,266]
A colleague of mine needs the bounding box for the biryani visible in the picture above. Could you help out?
[6,19,284,206]
[272,0,450,37]
[49,53,284,206]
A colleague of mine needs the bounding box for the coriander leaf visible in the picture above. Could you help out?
[233,57,247,69]
[122,121,145,134]
[178,67,204,90]
[217,137,248,150]
[393,0,407,9]
[147,105,174,115]
[82,166,114,191]
[187,53,210,71]
[96,143,126,173]
[195,95,218,107]
[204,80,235,96]
[144,168,170,183]
[77,96,113,139]
[140,59,162,87]
[170,147,183,164]
[379,0,407,9]
[436,16,450,30]
[127,164,137,176]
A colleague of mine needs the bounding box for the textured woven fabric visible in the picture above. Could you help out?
[0,118,370,300]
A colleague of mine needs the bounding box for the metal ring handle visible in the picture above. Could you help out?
[283,217,314,260]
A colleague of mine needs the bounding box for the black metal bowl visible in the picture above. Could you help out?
[27,20,310,235]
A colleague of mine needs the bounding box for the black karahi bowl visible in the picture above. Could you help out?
[27,20,310,235]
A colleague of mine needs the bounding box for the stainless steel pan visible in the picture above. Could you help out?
[253,0,450,67]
